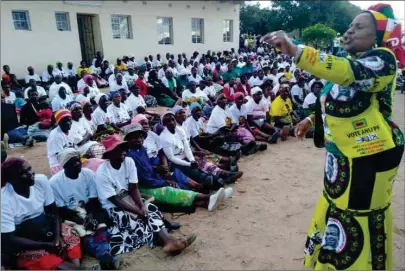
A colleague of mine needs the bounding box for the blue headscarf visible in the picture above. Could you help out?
[189,102,201,113]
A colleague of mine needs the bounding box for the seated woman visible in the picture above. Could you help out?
[161,70,179,97]
[77,61,92,79]
[173,105,243,183]
[269,84,299,140]
[135,70,158,107]
[1,81,16,104]
[123,67,138,84]
[83,74,101,99]
[235,75,252,97]
[50,148,118,270]
[47,109,75,175]
[67,101,105,157]
[159,112,225,191]
[132,114,200,191]
[206,94,257,156]
[1,158,81,270]
[20,88,51,141]
[228,93,270,148]
[24,79,47,99]
[42,64,55,90]
[188,67,203,84]
[148,70,178,107]
[75,85,91,104]
[107,91,132,129]
[95,134,196,255]
[51,86,73,112]
[124,124,231,211]
[245,87,279,143]
[222,77,237,103]
[109,73,129,93]
[182,81,213,114]
[91,94,121,142]
[49,75,73,101]
[90,60,109,88]
[126,82,160,120]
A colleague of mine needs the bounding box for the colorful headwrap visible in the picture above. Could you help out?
[94,93,107,105]
[58,148,80,168]
[367,3,405,68]
[83,75,93,84]
[234,92,245,100]
[132,114,148,124]
[189,102,201,112]
[67,101,82,111]
[172,105,184,115]
[109,90,120,100]
[54,109,72,124]
[1,157,26,187]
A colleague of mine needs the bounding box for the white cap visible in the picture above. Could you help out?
[251,86,262,95]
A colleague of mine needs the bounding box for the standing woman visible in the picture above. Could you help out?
[262,4,404,270]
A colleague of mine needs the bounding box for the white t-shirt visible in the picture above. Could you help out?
[144,130,161,158]
[125,94,146,113]
[291,85,304,105]
[188,75,202,84]
[2,92,16,104]
[203,86,216,98]
[106,103,130,124]
[1,174,54,233]
[53,68,66,78]
[24,86,47,99]
[158,68,167,80]
[266,74,278,85]
[110,80,129,93]
[333,37,340,47]
[303,92,317,109]
[159,127,194,166]
[42,71,54,83]
[206,105,231,134]
[47,126,75,167]
[168,67,179,77]
[64,67,77,77]
[49,82,73,101]
[162,77,177,89]
[51,95,73,112]
[95,157,138,210]
[182,89,209,103]
[123,73,138,84]
[24,74,41,84]
[245,98,268,117]
[50,168,98,210]
[90,65,102,76]
[108,74,116,86]
[92,106,111,126]
[249,76,264,87]
[69,117,94,143]
[228,103,248,125]
[184,116,205,138]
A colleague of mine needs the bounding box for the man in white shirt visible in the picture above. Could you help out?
[126,55,138,70]
[236,57,246,68]
[168,60,179,78]
[153,54,162,68]
[303,81,323,111]
[250,70,265,87]
[24,66,41,85]
[123,67,138,84]
[42,65,55,88]
[158,64,168,80]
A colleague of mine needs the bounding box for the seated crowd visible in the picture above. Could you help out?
[1,46,322,270]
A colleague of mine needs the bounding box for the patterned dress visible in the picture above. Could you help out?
[295,45,404,270]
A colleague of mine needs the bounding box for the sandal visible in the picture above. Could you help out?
[163,234,197,254]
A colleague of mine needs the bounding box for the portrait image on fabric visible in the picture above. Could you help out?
[321,217,346,253]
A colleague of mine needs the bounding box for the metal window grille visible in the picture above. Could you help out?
[157,17,173,45]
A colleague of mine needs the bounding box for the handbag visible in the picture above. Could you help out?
[15,213,55,242]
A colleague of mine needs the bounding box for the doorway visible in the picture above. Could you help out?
[77,14,102,65]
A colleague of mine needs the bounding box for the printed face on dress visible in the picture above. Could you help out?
[324,224,340,249]
[58,87,67,99]
[343,12,376,54]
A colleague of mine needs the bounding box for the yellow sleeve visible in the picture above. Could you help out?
[296,46,397,92]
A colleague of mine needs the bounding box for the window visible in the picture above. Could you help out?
[191,18,204,44]
[157,17,173,45]
[111,15,132,39]
[12,11,31,30]
[55,12,71,31]
[223,19,233,42]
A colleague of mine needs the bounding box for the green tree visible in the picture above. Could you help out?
[302,24,337,49]
[239,3,281,35]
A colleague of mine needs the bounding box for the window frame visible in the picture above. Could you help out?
[111,15,133,39]
[223,19,233,42]
[55,12,71,31]
[191,18,204,44]
[157,17,173,45]
[12,10,31,31]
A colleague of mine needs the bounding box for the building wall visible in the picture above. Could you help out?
[1,1,240,78]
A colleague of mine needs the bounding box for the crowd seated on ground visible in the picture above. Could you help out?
[2,44,324,270]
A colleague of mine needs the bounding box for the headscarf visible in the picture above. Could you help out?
[58,148,80,168]
[234,92,245,100]
[171,105,184,115]
[67,101,81,112]
[215,93,226,103]
[367,4,405,68]
[251,86,262,95]
[189,102,201,113]
[109,90,120,100]
[94,93,107,105]
[54,109,72,124]
[1,157,26,187]
[83,75,93,85]
[161,111,175,123]
[132,114,148,124]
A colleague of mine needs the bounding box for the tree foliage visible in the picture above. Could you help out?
[240,0,362,37]
[302,24,337,49]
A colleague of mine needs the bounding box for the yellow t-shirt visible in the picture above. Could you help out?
[284,72,293,80]
[270,96,293,123]
[77,67,92,78]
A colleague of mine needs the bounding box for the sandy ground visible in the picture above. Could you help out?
[6,93,405,270]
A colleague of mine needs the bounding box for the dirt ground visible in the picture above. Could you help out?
[7,93,405,270]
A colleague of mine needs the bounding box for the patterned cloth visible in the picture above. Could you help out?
[140,186,197,207]
[107,203,164,256]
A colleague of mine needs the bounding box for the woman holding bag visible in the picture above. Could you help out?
[262,3,404,270]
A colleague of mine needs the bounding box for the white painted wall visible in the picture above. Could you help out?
[1,1,240,78]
